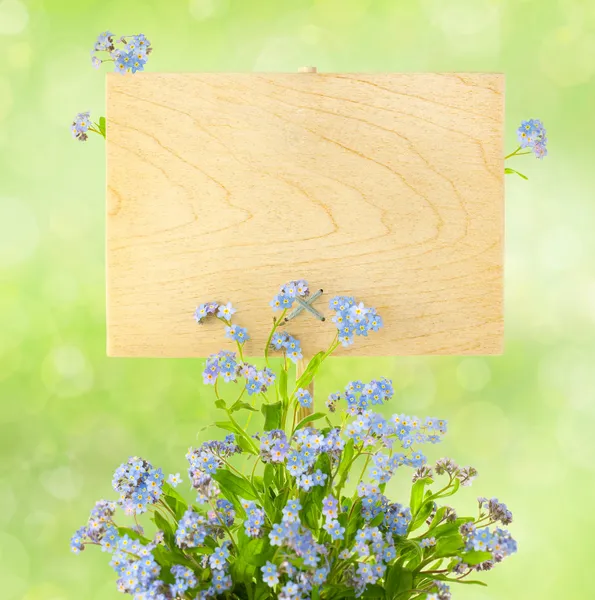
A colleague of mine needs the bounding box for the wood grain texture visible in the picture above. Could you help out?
[106,72,504,357]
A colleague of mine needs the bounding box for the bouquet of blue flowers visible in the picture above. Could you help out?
[71,281,516,600]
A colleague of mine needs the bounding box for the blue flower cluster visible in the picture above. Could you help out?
[270,280,310,311]
[203,350,275,396]
[289,427,343,478]
[175,507,210,548]
[435,458,478,487]
[329,296,383,346]
[71,111,92,142]
[241,498,266,537]
[357,484,412,537]
[109,536,165,597]
[194,301,219,323]
[460,522,517,570]
[270,330,304,363]
[329,377,394,415]
[174,508,234,596]
[478,497,513,525]
[171,565,198,596]
[111,457,164,515]
[426,581,451,600]
[517,119,548,159]
[91,31,153,74]
[342,410,446,473]
[70,499,117,553]
[259,429,290,463]
[266,497,331,593]
[71,495,202,598]
[186,436,240,503]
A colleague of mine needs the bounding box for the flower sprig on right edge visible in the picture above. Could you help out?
[505,118,548,179]
[71,32,153,143]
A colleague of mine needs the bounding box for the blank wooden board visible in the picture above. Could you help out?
[106,72,504,357]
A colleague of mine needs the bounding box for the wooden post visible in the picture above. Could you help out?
[294,66,318,424]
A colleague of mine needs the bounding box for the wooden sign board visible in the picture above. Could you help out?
[106,72,504,357]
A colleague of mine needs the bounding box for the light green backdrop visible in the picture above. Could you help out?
[1,0,594,598]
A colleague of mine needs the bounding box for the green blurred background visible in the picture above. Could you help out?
[1,0,594,598]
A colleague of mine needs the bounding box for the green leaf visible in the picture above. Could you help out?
[215,420,242,434]
[461,550,493,566]
[505,167,528,180]
[434,533,464,557]
[321,584,356,600]
[369,512,384,527]
[214,420,257,454]
[335,439,355,486]
[429,517,473,539]
[212,469,259,501]
[263,463,275,489]
[230,400,258,413]
[295,351,325,389]
[294,412,326,432]
[385,562,413,600]
[409,500,435,532]
[410,477,432,515]
[261,401,283,431]
[255,582,272,600]
[236,435,258,455]
[301,453,330,530]
[215,398,227,409]
[98,116,106,137]
[344,499,362,545]
[241,537,273,566]
[362,584,385,598]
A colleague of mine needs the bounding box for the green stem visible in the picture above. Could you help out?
[504,146,531,160]
[264,310,287,368]
[504,146,522,160]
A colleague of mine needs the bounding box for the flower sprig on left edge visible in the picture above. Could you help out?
[71,279,517,600]
[71,32,153,142]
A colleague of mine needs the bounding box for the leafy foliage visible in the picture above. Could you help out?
[71,282,516,600]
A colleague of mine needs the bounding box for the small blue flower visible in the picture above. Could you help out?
[261,561,279,587]
[323,519,345,540]
[225,324,250,344]
[420,536,436,548]
[271,331,287,349]
[167,473,182,487]
[296,388,312,408]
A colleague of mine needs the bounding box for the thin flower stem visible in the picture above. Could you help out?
[504,146,522,159]
[264,310,287,368]
[207,497,238,552]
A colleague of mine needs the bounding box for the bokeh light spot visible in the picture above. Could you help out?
[453,401,509,459]
[456,358,491,392]
[40,466,83,501]
[41,345,94,398]
[189,0,229,21]
[0,197,39,268]
[0,0,28,35]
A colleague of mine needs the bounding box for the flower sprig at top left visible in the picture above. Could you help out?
[71,280,517,600]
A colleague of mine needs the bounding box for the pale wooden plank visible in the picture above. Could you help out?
[106,72,504,357]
